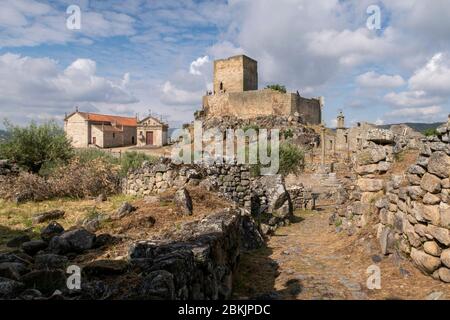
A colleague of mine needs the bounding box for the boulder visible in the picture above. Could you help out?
[136,270,175,300]
[92,234,120,249]
[83,260,128,276]
[20,270,66,295]
[420,173,442,194]
[357,147,386,165]
[407,186,425,200]
[440,204,450,229]
[113,202,137,220]
[428,151,450,179]
[355,164,378,175]
[49,228,95,254]
[173,188,193,216]
[438,267,450,283]
[408,165,426,176]
[422,205,440,225]
[427,225,450,246]
[0,262,29,280]
[34,254,69,270]
[441,249,450,268]
[357,178,384,192]
[423,193,441,205]
[40,221,64,242]
[21,240,48,256]
[31,210,65,224]
[365,129,395,145]
[0,277,25,299]
[6,235,30,248]
[423,241,442,257]
[410,248,441,274]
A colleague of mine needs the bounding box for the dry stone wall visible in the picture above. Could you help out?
[129,209,249,300]
[124,158,316,235]
[375,123,450,282]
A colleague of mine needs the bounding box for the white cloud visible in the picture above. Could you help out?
[0,53,137,122]
[356,71,405,89]
[409,53,450,95]
[385,106,443,122]
[384,90,443,108]
[160,81,202,106]
[0,0,135,47]
[189,56,209,76]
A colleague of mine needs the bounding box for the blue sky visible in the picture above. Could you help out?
[1,0,450,129]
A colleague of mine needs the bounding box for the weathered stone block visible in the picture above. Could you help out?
[428,151,450,179]
[421,173,442,194]
[357,178,384,192]
[410,248,441,274]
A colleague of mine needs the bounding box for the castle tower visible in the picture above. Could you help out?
[213,55,258,94]
[336,111,345,129]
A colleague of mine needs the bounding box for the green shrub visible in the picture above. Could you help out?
[422,128,439,137]
[247,141,304,177]
[265,84,287,93]
[279,142,304,176]
[120,151,156,176]
[0,120,73,173]
[282,129,294,140]
[76,148,119,165]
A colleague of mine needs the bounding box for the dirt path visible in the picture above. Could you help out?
[233,207,450,300]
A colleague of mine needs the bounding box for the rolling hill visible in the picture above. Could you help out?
[378,122,443,133]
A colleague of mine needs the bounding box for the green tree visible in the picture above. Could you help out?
[0,120,73,173]
[265,84,287,93]
[279,142,304,176]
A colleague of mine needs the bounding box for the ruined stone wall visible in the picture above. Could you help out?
[128,209,245,300]
[375,125,450,282]
[124,158,316,235]
[337,122,450,282]
[202,90,321,125]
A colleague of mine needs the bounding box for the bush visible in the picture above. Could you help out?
[422,128,439,137]
[266,84,287,93]
[120,151,156,176]
[248,141,304,177]
[279,142,304,176]
[0,120,73,173]
[76,148,119,165]
[49,157,121,198]
[0,157,121,202]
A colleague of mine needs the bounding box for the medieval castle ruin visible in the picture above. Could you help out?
[199,55,323,125]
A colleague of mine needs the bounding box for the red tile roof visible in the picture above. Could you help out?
[76,112,137,127]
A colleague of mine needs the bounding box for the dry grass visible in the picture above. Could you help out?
[390,149,420,174]
[0,158,120,202]
[0,186,234,265]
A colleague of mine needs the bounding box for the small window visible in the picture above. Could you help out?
[113,133,116,139]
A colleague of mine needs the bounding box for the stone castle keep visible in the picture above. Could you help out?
[201,55,322,125]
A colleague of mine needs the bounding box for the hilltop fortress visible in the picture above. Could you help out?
[200,55,323,125]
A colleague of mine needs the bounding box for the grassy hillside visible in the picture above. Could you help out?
[378,122,443,134]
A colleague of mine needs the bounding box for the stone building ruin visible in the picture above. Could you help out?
[200,55,323,125]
